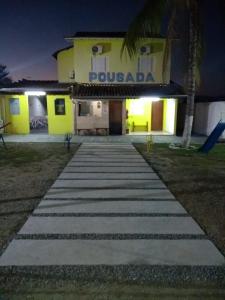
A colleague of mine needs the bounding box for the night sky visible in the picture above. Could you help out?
[0,0,224,96]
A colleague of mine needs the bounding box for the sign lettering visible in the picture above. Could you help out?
[89,72,155,83]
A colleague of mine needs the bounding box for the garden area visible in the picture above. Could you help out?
[135,143,225,257]
[0,142,225,298]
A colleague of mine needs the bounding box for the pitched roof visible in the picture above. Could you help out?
[67,32,164,39]
[0,80,70,94]
[52,45,73,59]
[71,82,186,99]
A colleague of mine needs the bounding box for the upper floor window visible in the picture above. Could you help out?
[91,56,107,73]
[9,98,20,115]
[138,56,154,73]
[55,98,65,115]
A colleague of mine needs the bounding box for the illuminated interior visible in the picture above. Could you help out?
[126,97,177,134]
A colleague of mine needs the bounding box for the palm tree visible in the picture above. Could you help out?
[121,0,202,148]
[0,64,12,87]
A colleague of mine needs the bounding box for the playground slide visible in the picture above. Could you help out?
[199,121,225,153]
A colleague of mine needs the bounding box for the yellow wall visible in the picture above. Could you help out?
[57,37,169,84]
[163,98,178,134]
[0,94,74,135]
[2,95,29,134]
[126,98,152,132]
[47,95,74,134]
[57,48,74,83]
[126,98,177,134]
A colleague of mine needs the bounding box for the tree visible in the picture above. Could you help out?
[0,64,12,87]
[121,0,202,148]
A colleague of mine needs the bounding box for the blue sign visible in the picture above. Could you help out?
[89,72,154,83]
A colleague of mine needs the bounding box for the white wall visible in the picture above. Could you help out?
[193,103,209,135]
[76,101,109,130]
[164,99,176,134]
[194,101,225,138]
[207,102,225,138]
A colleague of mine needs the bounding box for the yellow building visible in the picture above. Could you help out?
[0,32,185,135]
[0,81,73,135]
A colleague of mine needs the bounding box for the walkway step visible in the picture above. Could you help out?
[52,179,166,189]
[67,162,149,167]
[34,200,187,214]
[18,216,203,235]
[64,166,154,173]
[0,240,224,266]
[45,188,175,199]
[58,172,160,180]
[73,155,142,158]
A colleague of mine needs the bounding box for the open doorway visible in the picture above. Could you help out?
[28,96,48,133]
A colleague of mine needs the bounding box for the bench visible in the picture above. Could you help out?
[132,121,148,132]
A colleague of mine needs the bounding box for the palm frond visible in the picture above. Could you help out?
[121,0,166,59]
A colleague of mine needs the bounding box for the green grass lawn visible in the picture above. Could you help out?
[0,143,79,251]
[135,143,225,257]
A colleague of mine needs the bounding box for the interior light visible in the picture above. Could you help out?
[25,91,46,96]
[139,97,160,102]
[129,99,145,115]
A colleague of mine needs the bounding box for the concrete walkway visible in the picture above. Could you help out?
[0,143,224,283]
[3,133,207,144]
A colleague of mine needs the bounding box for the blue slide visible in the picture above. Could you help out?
[199,121,225,153]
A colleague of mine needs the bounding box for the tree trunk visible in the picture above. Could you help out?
[182,8,198,148]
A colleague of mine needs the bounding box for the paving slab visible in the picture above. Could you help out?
[63,166,154,173]
[67,162,149,167]
[1,141,224,282]
[45,188,175,199]
[58,172,160,180]
[52,179,166,189]
[76,151,139,154]
[71,157,146,162]
[76,146,136,149]
[34,200,187,214]
[73,154,142,158]
[1,239,224,266]
[19,216,203,235]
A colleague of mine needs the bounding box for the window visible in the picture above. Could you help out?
[9,98,20,115]
[138,56,154,73]
[91,56,107,73]
[55,99,65,115]
[78,102,91,116]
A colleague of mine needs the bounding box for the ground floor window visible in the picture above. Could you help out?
[55,98,65,115]
[9,98,20,115]
[78,101,91,116]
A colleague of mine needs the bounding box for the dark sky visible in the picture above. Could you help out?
[0,0,224,96]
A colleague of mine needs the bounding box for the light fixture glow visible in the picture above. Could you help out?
[25,91,46,96]
[130,100,145,115]
[139,97,160,102]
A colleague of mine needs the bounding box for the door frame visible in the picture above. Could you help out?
[109,100,123,135]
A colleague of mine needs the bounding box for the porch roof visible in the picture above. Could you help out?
[0,80,71,95]
[71,82,186,99]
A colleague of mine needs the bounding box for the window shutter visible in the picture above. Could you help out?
[91,56,107,73]
[138,56,155,73]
